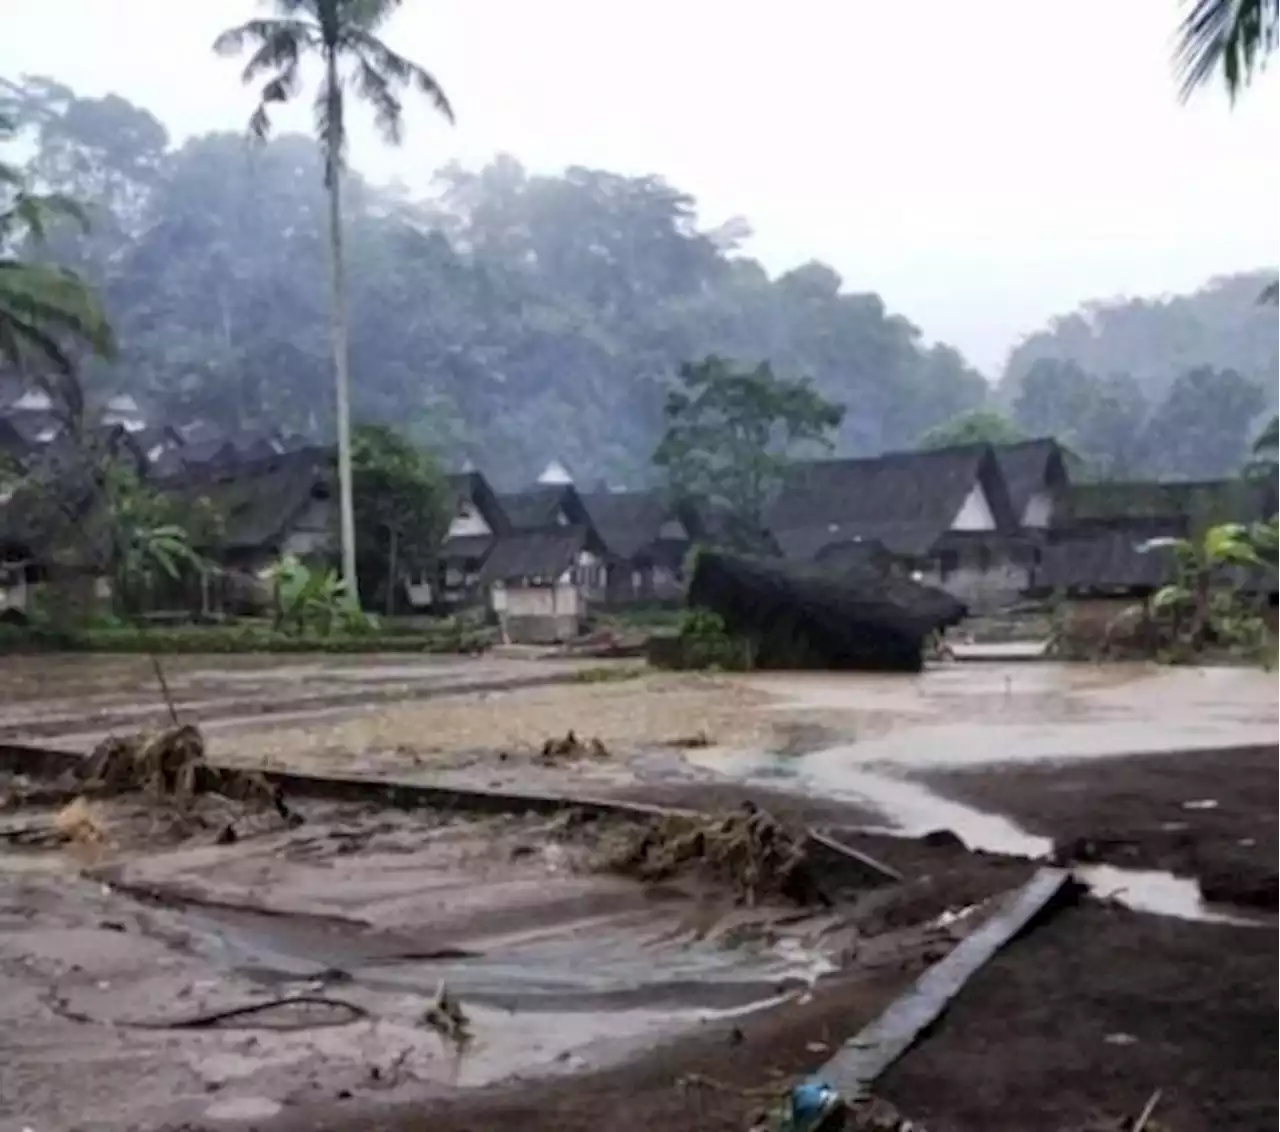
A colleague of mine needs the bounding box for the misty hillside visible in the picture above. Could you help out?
[996,272,1278,478]
[3,76,1276,485]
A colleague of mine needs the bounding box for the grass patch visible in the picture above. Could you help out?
[569,665,647,684]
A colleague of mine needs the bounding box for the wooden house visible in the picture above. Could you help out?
[409,470,511,609]
[575,489,691,604]
[479,525,606,643]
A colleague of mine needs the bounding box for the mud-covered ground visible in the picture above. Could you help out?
[923,743,1279,910]
[0,784,1017,1132]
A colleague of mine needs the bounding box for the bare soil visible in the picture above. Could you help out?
[921,744,1279,909]
[878,902,1278,1132]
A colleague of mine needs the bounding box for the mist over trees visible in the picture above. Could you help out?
[0,75,988,486]
[1,74,1276,487]
[995,274,1278,478]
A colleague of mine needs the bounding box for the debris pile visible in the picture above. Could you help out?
[602,802,827,907]
[539,730,610,761]
[65,724,293,821]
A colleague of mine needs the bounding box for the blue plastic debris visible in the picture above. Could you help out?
[785,1081,844,1131]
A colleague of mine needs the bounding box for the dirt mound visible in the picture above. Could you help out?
[601,802,828,907]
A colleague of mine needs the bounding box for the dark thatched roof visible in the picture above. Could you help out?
[1034,528,1179,594]
[993,438,1069,521]
[160,446,335,553]
[576,489,685,561]
[687,551,967,673]
[768,444,1018,560]
[479,525,591,585]
[498,484,586,530]
[1055,479,1276,533]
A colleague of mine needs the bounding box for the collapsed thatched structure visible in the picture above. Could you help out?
[686,550,967,672]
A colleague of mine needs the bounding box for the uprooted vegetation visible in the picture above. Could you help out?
[599,803,828,907]
[2,725,297,847]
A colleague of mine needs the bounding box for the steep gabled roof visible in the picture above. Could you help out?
[993,438,1069,520]
[575,489,681,561]
[479,525,592,584]
[768,444,1018,558]
[161,446,335,553]
[445,470,510,534]
[1034,525,1181,594]
[498,483,587,530]
[1056,479,1275,533]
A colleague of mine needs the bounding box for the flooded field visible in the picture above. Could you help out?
[1,653,1276,1129]
[0,789,1008,1131]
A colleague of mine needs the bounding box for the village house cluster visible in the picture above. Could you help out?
[1,380,1275,641]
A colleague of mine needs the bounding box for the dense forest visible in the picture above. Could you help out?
[997,272,1278,478]
[0,77,990,487]
[2,75,1275,487]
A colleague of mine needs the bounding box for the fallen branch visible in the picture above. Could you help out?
[43,989,370,1031]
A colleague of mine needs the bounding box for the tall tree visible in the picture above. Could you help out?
[653,355,844,544]
[213,0,455,604]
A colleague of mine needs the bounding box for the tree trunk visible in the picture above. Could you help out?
[385,526,398,618]
[324,54,360,607]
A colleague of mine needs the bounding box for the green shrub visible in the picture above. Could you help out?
[0,622,494,655]
[649,608,756,671]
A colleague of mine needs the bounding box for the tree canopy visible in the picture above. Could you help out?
[917,409,1026,451]
[0,77,989,488]
[653,355,843,544]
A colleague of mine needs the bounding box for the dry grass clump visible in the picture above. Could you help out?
[600,802,827,907]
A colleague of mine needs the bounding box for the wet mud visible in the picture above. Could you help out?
[921,743,1279,912]
[0,791,996,1131]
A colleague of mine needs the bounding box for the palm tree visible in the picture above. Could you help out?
[0,120,116,381]
[1174,0,1279,102]
[213,0,454,604]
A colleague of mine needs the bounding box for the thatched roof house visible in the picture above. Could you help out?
[687,551,967,672]
[992,438,1071,529]
[767,444,1019,564]
[159,446,336,563]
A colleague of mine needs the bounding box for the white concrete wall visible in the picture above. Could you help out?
[949,484,997,531]
[447,502,491,538]
[1021,490,1054,529]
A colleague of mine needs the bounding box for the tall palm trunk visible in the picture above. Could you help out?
[324,54,359,604]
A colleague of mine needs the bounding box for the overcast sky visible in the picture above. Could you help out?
[3,0,1276,375]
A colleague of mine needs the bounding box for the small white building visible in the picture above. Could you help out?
[480,526,602,643]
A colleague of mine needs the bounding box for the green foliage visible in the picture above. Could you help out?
[651,608,757,672]
[1,112,116,376]
[0,622,491,655]
[266,553,371,635]
[917,409,1025,450]
[653,356,843,543]
[351,423,449,612]
[1141,521,1276,663]
[100,459,206,612]
[1,77,993,486]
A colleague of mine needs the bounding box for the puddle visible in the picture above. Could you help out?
[681,749,1275,930]
[682,747,1053,858]
[1077,864,1274,928]
[167,897,841,1013]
